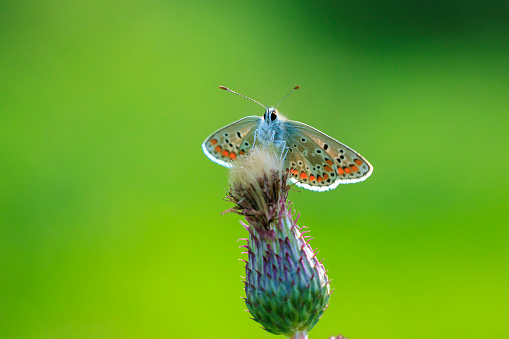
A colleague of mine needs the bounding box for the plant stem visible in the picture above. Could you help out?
[289,331,308,339]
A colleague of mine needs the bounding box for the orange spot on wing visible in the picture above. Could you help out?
[337,166,344,175]
[239,150,245,156]
[222,150,229,157]
[210,139,218,145]
[229,153,236,160]
[354,159,363,166]
[324,165,333,173]
[323,173,329,181]
[350,165,359,172]
[309,175,316,182]
[344,167,352,174]
[326,159,333,166]
[214,145,222,153]
[317,175,324,182]
[300,172,308,180]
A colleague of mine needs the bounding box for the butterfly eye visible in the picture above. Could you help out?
[270,112,277,121]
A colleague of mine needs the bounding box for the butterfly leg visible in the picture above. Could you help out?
[273,139,289,160]
[253,129,260,146]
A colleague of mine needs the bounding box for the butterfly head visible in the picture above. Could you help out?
[263,107,279,124]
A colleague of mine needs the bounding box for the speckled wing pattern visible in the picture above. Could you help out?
[283,120,373,191]
[202,116,261,168]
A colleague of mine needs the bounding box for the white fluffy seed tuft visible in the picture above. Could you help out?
[228,145,283,188]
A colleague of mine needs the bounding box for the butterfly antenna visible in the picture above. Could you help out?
[276,85,300,108]
[219,86,266,109]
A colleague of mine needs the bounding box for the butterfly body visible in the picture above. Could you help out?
[202,88,373,191]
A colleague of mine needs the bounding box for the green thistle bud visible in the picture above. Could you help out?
[226,145,331,338]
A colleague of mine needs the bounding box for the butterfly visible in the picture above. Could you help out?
[202,86,373,191]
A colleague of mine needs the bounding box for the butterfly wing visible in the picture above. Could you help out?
[202,116,261,168]
[283,120,373,191]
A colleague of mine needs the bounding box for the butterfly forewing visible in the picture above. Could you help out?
[202,116,261,167]
[284,120,373,191]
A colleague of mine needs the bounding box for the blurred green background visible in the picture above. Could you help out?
[1,1,508,338]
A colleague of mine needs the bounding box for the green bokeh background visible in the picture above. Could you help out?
[1,1,508,338]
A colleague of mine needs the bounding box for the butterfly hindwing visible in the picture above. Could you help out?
[202,116,261,167]
[284,120,373,191]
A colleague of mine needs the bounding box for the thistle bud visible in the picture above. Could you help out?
[226,145,331,338]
